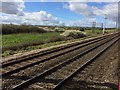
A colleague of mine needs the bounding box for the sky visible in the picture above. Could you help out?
[0,0,119,28]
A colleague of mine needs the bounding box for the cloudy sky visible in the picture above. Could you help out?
[0,0,119,28]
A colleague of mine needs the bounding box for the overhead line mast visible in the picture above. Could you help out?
[103,14,107,34]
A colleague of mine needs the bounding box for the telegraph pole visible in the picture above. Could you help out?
[92,21,96,28]
[92,21,96,33]
[103,14,107,34]
[116,21,118,30]
[101,23,104,32]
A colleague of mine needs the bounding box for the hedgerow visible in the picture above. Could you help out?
[2,24,47,34]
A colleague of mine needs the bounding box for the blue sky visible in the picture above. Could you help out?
[24,2,104,20]
[23,2,116,26]
[24,2,85,21]
[1,1,118,27]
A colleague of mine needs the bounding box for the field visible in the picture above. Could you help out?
[2,29,117,47]
[2,32,60,47]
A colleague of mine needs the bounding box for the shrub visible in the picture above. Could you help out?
[2,24,47,34]
[47,36,66,42]
[80,28,85,31]
[41,27,55,32]
[60,30,86,39]
[54,27,65,32]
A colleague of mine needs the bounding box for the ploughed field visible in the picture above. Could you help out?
[1,32,119,90]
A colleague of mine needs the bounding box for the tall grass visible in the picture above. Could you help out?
[2,33,60,47]
[2,32,68,52]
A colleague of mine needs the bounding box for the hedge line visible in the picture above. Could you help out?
[2,24,46,34]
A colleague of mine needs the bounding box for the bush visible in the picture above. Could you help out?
[2,24,47,34]
[80,28,85,31]
[60,30,86,39]
[47,36,66,42]
[54,27,65,32]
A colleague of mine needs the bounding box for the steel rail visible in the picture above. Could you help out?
[2,35,109,77]
[10,35,119,90]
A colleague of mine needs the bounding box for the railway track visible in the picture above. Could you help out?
[2,38,103,77]
[52,37,119,90]
[2,32,119,90]
[56,35,119,90]
[2,33,117,77]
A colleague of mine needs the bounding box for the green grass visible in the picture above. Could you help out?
[2,29,117,48]
[0,35,2,47]
[2,36,92,57]
[2,29,117,57]
[2,32,60,47]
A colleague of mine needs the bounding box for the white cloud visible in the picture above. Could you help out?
[95,3,118,21]
[1,11,64,25]
[25,11,57,22]
[60,0,119,2]
[1,11,116,27]
[66,2,118,22]
[65,2,96,16]
[65,17,116,28]
[0,0,25,16]
[23,11,61,25]
[0,1,64,25]
[65,18,96,27]
[22,0,120,2]
[0,1,118,28]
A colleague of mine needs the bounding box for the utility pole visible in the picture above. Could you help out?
[101,23,104,32]
[92,21,96,33]
[103,14,107,34]
[92,21,96,28]
[116,21,118,30]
